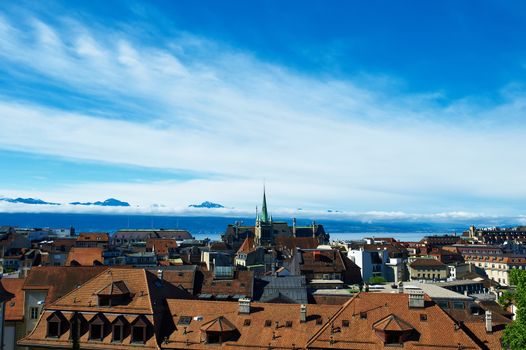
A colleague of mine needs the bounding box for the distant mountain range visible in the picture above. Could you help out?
[0,197,60,205]
[70,198,130,207]
[188,201,224,209]
[0,197,130,207]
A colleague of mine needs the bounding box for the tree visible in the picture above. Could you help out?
[502,269,526,349]
[368,276,387,285]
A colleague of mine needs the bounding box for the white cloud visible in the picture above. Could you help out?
[0,12,525,215]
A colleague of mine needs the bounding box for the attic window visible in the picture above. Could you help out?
[131,316,149,344]
[178,316,192,325]
[46,313,64,338]
[360,312,367,319]
[243,319,251,326]
[285,321,293,328]
[420,314,427,321]
[264,320,272,327]
[342,320,350,327]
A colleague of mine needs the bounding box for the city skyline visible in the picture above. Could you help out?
[1,1,526,222]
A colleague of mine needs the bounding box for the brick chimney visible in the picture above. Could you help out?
[300,304,307,323]
[239,298,251,314]
[407,289,425,308]
[485,311,492,333]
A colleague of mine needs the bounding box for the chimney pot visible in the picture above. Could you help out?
[300,304,307,323]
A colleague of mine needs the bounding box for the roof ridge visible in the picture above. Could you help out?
[306,292,359,347]
[45,267,110,309]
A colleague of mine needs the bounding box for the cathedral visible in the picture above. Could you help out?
[222,188,329,250]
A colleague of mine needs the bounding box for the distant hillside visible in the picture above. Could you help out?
[189,201,224,209]
[0,197,59,205]
[70,198,130,207]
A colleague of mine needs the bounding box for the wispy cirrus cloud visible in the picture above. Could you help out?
[0,4,526,217]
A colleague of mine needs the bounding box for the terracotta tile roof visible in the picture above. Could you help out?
[77,232,109,242]
[307,292,483,349]
[48,268,155,314]
[146,238,178,255]
[164,299,341,349]
[410,258,448,269]
[155,269,196,294]
[200,270,254,298]
[23,266,108,304]
[65,247,104,266]
[18,267,193,350]
[299,249,347,273]
[20,309,160,350]
[275,236,319,252]
[462,320,506,350]
[1,278,25,321]
[236,237,255,254]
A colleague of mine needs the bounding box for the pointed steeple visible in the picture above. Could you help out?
[261,185,270,223]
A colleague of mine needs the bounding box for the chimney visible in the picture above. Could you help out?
[407,289,425,308]
[157,269,163,281]
[239,298,251,314]
[312,220,316,237]
[300,304,307,323]
[485,311,492,333]
[292,218,297,237]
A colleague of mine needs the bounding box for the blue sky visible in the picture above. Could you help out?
[1,0,526,221]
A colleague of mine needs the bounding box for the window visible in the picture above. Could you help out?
[178,316,192,326]
[452,302,465,310]
[264,320,272,327]
[316,317,323,325]
[131,316,148,344]
[243,319,251,326]
[132,326,146,343]
[30,307,40,319]
[342,320,350,327]
[112,318,126,343]
[89,314,106,341]
[360,312,367,319]
[285,321,292,328]
[420,314,427,321]
[46,313,63,338]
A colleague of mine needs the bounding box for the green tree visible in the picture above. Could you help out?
[503,269,526,349]
[368,276,387,285]
[499,290,515,308]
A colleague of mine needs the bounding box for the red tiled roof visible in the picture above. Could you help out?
[410,258,447,269]
[236,237,255,254]
[23,266,108,304]
[65,247,104,266]
[1,278,25,321]
[77,232,109,242]
[164,299,341,349]
[307,292,483,349]
[146,238,178,255]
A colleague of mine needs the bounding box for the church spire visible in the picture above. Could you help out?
[261,185,270,223]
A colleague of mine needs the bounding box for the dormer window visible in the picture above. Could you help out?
[112,316,128,343]
[96,281,131,307]
[131,315,150,344]
[373,314,419,346]
[89,313,108,341]
[46,312,65,338]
